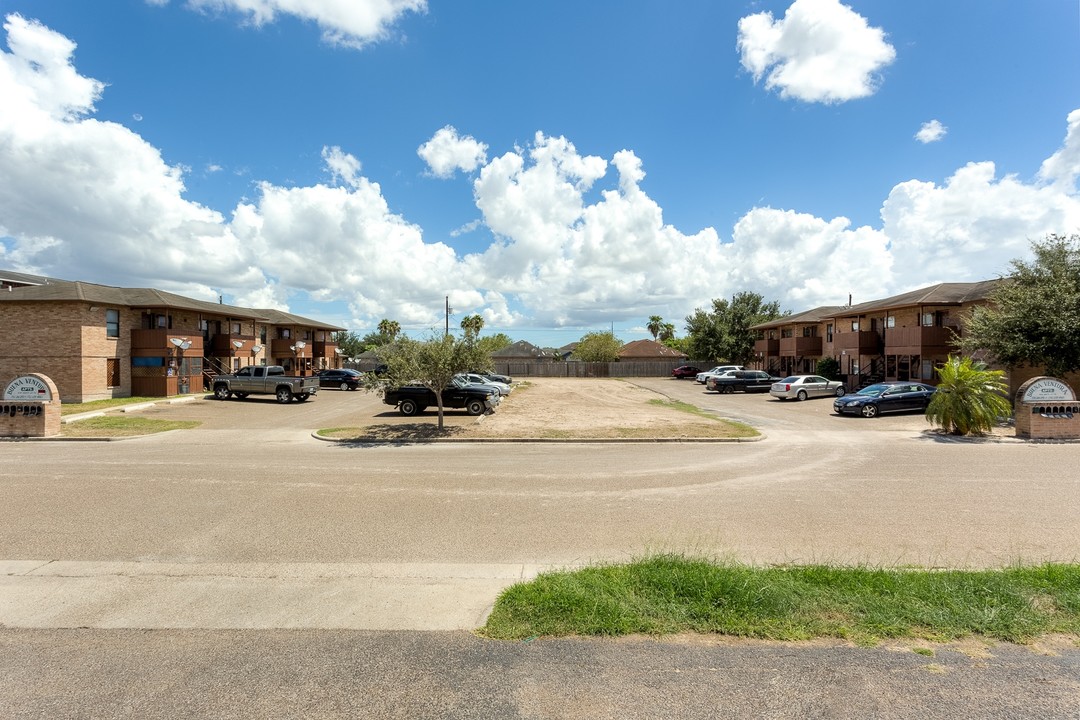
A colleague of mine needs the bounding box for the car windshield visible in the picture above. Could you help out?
[855,384,890,396]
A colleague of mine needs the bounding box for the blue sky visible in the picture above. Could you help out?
[1,0,1078,348]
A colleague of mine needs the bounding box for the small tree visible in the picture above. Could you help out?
[331,330,363,360]
[925,356,1011,436]
[572,331,623,362]
[816,356,840,381]
[373,331,491,430]
[377,318,402,341]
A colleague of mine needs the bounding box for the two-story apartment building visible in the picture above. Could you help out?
[0,274,345,402]
[753,280,1004,389]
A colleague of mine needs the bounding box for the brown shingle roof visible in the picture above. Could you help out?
[0,277,344,329]
[618,339,687,359]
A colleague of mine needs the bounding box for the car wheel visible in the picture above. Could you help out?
[276,387,293,404]
[835,386,846,397]
[234,392,248,399]
[861,404,878,418]
[340,382,349,391]
[399,399,419,416]
[723,385,735,394]
[796,390,808,401]
[214,384,231,401]
[466,399,485,416]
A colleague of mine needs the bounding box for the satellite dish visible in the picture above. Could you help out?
[232,340,244,349]
[296,341,307,349]
[180,340,192,351]
[169,338,185,348]
[251,344,264,354]
[289,344,296,352]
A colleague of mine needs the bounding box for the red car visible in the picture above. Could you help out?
[671,365,701,379]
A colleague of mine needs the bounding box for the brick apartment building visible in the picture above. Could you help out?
[751,279,1076,396]
[0,272,344,403]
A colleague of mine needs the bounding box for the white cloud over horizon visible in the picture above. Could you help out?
[162,0,427,49]
[737,0,896,104]
[2,14,1080,335]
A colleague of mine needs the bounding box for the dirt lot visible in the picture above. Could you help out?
[322,378,757,441]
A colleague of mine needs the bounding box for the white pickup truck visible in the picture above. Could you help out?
[212,365,319,403]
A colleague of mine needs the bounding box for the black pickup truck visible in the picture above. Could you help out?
[383,376,500,416]
[706,370,781,393]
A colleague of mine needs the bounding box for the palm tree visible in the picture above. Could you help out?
[925,355,1012,435]
[377,319,401,341]
[647,315,664,341]
[460,314,485,339]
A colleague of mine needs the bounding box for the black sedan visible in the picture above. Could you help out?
[317,368,363,391]
[833,382,936,418]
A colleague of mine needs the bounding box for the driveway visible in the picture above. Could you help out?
[4,379,1079,717]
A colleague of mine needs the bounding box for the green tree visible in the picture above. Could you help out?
[373,331,492,430]
[477,332,513,355]
[925,356,1011,436]
[817,356,840,381]
[685,292,785,363]
[460,314,485,339]
[962,234,1080,377]
[658,322,675,342]
[331,331,364,360]
[377,318,401,341]
[646,315,664,341]
[572,331,623,362]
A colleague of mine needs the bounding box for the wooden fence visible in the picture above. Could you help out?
[351,359,714,379]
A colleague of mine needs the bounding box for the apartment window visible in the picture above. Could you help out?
[921,313,934,327]
[781,328,793,338]
[802,326,817,337]
[278,328,291,339]
[851,321,860,332]
[231,321,242,334]
[303,330,311,341]
[106,358,120,388]
[885,315,896,328]
[260,326,267,344]
[826,324,834,342]
[105,309,119,338]
[921,359,933,379]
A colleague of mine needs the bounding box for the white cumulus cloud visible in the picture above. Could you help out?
[170,0,426,49]
[915,119,947,144]
[737,0,896,104]
[417,126,489,178]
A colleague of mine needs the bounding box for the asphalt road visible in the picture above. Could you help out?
[2,380,1078,718]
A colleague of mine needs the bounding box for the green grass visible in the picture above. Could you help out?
[61,396,175,416]
[480,554,1080,645]
[647,399,758,437]
[61,417,201,437]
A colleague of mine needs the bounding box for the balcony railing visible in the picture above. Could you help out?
[754,338,780,356]
[210,333,256,354]
[884,326,960,356]
[779,336,823,356]
[833,330,881,355]
[130,329,204,355]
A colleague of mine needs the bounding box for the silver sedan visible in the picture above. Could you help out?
[769,375,846,401]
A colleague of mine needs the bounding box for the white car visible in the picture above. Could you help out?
[457,372,512,396]
[695,365,745,384]
[769,375,846,401]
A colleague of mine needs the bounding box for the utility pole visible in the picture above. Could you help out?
[445,296,451,337]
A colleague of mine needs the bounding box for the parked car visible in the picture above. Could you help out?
[696,365,745,384]
[707,370,782,393]
[456,372,512,396]
[472,370,512,384]
[317,368,363,391]
[672,365,701,379]
[212,365,319,403]
[833,382,937,417]
[770,375,846,401]
[383,376,500,416]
